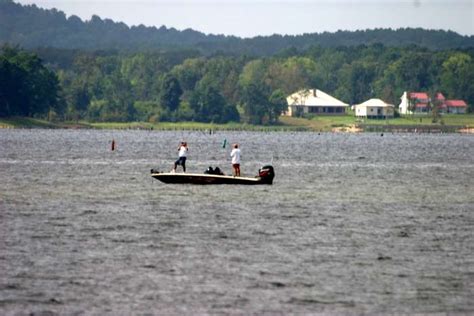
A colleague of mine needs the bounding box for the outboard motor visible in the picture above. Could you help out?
[258,165,275,184]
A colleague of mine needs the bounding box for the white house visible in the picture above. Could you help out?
[445,100,468,114]
[354,98,394,119]
[399,91,410,114]
[285,89,349,116]
[399,91,431,114]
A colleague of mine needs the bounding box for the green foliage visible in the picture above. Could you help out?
[133,101,160,122]
[240,83,278,125]
[189,86,239,123]
[441,53,474,112]
[159,74,183,112]
[268,89,288,122]
[3,41,474,123]
[2,1,474,54]
[2,0,474,123]
[0,45,63,117]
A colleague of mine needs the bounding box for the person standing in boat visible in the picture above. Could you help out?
[172,141,188,173]
[230,143,241,177]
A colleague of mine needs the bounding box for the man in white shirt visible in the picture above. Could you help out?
[230,143,241,176]
[172,141,188,172]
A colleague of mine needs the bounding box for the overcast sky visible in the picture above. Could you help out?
[16,0,474,38]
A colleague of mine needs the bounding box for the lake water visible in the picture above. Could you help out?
[1,129,473,314]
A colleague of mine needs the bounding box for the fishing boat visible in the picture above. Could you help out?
[150,165,275,185]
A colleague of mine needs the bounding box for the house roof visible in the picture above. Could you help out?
[415,103,428,108]
[435,92,445,100]
[445,100,467,107]
[409,92,429,100]
[287,89,348,107]
[354,98,394,108]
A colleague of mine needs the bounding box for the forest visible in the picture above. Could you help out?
[2,44,473,124]
[1,0,474,55]
[1,0,474,124]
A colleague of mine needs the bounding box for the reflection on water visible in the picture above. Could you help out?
[1,129,473,314]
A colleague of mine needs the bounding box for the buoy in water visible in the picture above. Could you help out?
[111,139,116,151]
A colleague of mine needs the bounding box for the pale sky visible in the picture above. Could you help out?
[16,0,474,38]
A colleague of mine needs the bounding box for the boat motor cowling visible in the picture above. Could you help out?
[258,165,275,184]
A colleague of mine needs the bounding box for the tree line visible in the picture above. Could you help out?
[1,0,474,55]
[0,46,62,117]
[1,44,473,123]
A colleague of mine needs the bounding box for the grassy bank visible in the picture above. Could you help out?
[1,115,474,132]
[0,117,309,132]
[0,117,92,129]
[280,114,474,132]
[90,121,308,132]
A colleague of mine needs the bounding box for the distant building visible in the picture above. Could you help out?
[434,92,447,114]
[399,91,468,115]
[354,99,394,119]
[285,89,348,116]
[399,92,430,114]
[398,92,410,114]
[445,100,468,114]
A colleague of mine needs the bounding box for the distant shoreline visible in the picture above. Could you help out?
[1,116,473,133]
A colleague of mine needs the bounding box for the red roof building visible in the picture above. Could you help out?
[433,92,447,111]
[435,92,446,101]
[399,91,468,114]
[445,100,467,107]
[445,100,467,114]
[409,92,429,101]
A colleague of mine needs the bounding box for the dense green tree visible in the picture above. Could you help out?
[239,84,285,125]
[189,86,239,123]
[239,60,273,124]
[265,57,321,95]
[0,56,27,116]
[337,61,376,104]
[392,52,433,91]
[171,58,205,91]
[268,89,288,123]
[441,52,474,111]
[121,53,169,101]
[102,70,135,121]
[312,50,348,93]
[3,41,474,122]
[239,59,267,87]
[63,54,103,118]
[240,83,269,124]
[2,1,474,55]
[0,45,62,117]
[159,74,183,112]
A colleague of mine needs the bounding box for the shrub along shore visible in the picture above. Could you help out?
[1,115,473,133]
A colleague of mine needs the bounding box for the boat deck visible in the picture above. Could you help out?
[151,172,269,185]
